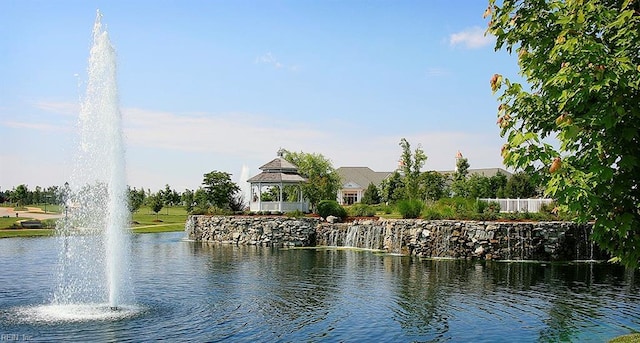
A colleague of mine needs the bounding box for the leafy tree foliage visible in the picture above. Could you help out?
[399,138,427,200]
[127,186,145,213]
[181,189,195,213]
[489,172,508,198]
[10,184,30,207]
[420,171,448,202]
[202,171,241,210]
[193,188,210,214]
[361,183,381,205]
[283,150,341,212]
[488,0,640,266]
[380,171,405,204]
[161,184,181,208]
[451,157,471,197]
[148,193,164,219]
[504,172,537,199]
[467,174,492,199]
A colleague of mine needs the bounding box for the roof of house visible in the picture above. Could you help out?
[336,167,393,189]
[336,166,512,189]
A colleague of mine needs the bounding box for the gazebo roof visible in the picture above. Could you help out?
[247,172,306,183]
[248,153,307,184]
[259,157,299,172]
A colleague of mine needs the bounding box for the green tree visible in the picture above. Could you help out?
[202,171,241,210]
[451,157,471,197]
[488,0,640,266]
[283,150,341,212]
[361,183,381,205]
[489,172,508,198]
[33,186,42,204]
[467,174,492,199]
[181,189,195,213]
[11,184,29,207]
[160,184,181,214]
[504,172,537,199]
[380,171,405,204]
[148,193,164,220]
[127,186,145,214]
[420,171,448,201]
[398,138,427,200]
[193,188,210,213]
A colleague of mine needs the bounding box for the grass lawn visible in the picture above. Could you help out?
[0,206,189,238]
[0,229,54,238]
[131,206,188,233]
[0,216,23,229]
[609,333,640,343]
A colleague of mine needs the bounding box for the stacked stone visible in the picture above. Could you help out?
[186,216,605,261]
[185,216,319,247]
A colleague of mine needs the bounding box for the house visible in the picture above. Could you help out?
[335,167,392,205]
[336,166,512,205]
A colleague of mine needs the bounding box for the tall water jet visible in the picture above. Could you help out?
[54,10,132,311]
[238,165,251,210]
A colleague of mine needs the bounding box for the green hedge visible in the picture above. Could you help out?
[317,200,347,220]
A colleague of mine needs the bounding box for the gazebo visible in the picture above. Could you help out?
[247,150,309,213]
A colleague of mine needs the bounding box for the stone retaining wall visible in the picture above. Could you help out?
[186,216,607,261]
[185,215,320,247]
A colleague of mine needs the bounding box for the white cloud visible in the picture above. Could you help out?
[1,101,507,190]
[449,26,494,49]
[3,121,71,133]
[120,108,504,173]
[255,52,299,71]
[122,108,325,156]
[35,101,79,116]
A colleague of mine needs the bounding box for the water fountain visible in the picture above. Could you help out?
[238,165,251,209]
[38,10,134,320]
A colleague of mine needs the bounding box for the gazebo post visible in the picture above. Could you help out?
[279,182,283,212]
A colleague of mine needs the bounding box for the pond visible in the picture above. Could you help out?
[1,231,639,342]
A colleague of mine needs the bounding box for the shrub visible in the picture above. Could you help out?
[476,199,488,214]
[396,199,424,219]
[476,200,501,219]
[539,201,560,217]
[286,209,305,218]
[348,204,376,217]
[372,204,393,215]
[190,207,209,215]
[422,207,443,220]
[317,200,347,220]
[486,201,501,214]
[209,206,233,215]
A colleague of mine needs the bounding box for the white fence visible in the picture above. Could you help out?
[250,201,309,213]
[478,198,554,213]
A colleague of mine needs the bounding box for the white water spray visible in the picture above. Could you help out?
[238,165,251,209]
[54,10,132,311]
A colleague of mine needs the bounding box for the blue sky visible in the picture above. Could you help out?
[0,1,520,192]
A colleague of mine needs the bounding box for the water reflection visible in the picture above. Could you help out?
[1,233,639,342]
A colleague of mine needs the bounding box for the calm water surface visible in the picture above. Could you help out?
[1,232,639,342]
